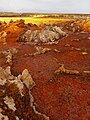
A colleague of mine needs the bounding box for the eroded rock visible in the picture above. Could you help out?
[17,26,67,44]
[4,96,16,111]
[55,64,80,75]
[55,64,90,77]
[1,48,18,65]
[0,66,49,119]
[21,69,35,89]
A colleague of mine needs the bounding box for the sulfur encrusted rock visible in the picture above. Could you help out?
[17,26,67,44]
[0,66,48,120]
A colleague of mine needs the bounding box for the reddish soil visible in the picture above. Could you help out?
[0,20,90,120]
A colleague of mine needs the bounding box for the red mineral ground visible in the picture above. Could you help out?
[0,16,90,120]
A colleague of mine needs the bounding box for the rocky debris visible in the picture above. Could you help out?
[0,44,49,119]
[83,20,90,32]
[83,71,90,77]
[54,20,83,33]
[73,47,82,51]
[24,46,51,57]
[72,46,88,52]
[35,46,61,55]
[17,26,67,44]
[55,64,90,77]
[53,48,61,53]
[24,46,61,57]
[4,96,16,111]
[0,21,7,31]
[64,44,71,47]
[55,64,80,75]
[29,91,50,120]
[9,19,14,23]
[71,38,80,41]
[81,52,88,55]
[16,19,25,28]
[0,66,35,96]
[6,52,13,65]
[20,30,32,42]
[0,108,9,120]
[35,46,51,55]
[0,31,7,44]
[0,66,49,120]
[9,19,25,28]
[0,66,12,80]
[47,26,66,37]
[88,37,90,40]
[1,48,18,65]
[38,30,59,43]
[0,19,28,44]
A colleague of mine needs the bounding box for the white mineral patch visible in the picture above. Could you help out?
[29,91,49,120]
[0,79,6,85]
[0,113,9,120]
[4,96,16,111]
[10,76,24,97]
[21,69,35,89]
[0,108,2,112]
[5,66,11,75]
[88,37,90,39]
[15,116,20,120]
[81,52,88,55]
[6,53,12,65]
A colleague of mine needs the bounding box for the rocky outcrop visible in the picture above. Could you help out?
[55,64,90,77]
[17,26,67,44]
[0,66,49,120]
[1,48,18,65]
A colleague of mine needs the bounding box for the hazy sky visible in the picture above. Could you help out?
[0,0,90,13]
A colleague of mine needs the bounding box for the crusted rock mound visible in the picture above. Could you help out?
[17,26,67,44]
[0,66,49,120]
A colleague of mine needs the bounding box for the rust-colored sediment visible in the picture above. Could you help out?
[0,19,90,120]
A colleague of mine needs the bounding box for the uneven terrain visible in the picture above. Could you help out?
[0,16,90,120]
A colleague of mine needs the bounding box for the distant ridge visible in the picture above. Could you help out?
[0,12,22,17]
[0,12,90,18]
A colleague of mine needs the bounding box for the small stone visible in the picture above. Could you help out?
[65,44,71,47]
[83,71,90,76]
[81,52,88,55]
[75,48,81,51]
[88,37,90,40]
[5,66,11,75]
[15,116,20,120]
[49,79,53,82]
[54,49,60,53]
[71,38,80,41]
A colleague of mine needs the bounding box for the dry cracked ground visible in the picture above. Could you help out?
[0,18,90,120]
